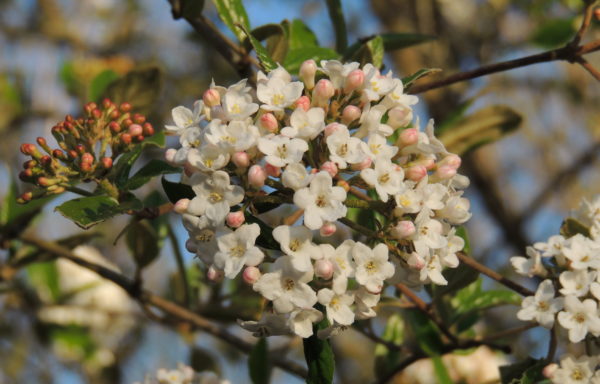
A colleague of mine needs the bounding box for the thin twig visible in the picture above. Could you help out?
[546,326,558,362]
[475,322,538,343]
[570,0,598,48]
[577,57,600,81]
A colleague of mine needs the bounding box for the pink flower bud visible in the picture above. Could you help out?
[418,157,436,170]
[313,79,334,105]
[248,165,266,188]
[259,113,278,133]
[392,220,416,239]
[165,148,177,163]
[242,266,261,285]
[101,157,113,169]
[387,106,413,128]
[406,165,427,181]
[350,156,372,171]
[341,105,361,125]
[226,211,245,228]
[299,59,317,89]
[439,154,461,170]
[543,364,558,379]
[81,152,94,165]
[174,198,190,214]
[295,96,310,111]
[183,162,195,177]
[397,128,419,146]
[265,163,281,177]
[324,122,342,137]
[434,165,456,180]
[407,253,425,270]
[128,123,143,136]
[185,239,197,253]
[315,259,334,280]
[232,151,250,168]
[320,161,338,177]
[310,168,319,174]
[202,88,221,107]
[207,266,224,282]
[319,222,337,237]
[344,69,365,92]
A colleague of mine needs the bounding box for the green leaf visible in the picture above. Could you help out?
[238,25,278,71]
[432,356,454,384]
[287,19,319,49]
[402,68,442,89]
[403,309,444,356]
[143,131,167,148]
[283,47,339,74]
[27,261,61,303]
[161,177,195,203]
[531,18,576,48]
[252,24,289,64]
[248,338,272,384]
[345,35,385,68]
[125,159,181,190]
[212,0,251,42]
[101,67,163,115]
[438,105,522,156]
[325,0,348,53]
[303,314,335,384]
[560,217,591,238]
[455,226,471,255]
[111,133,166,189]
[253,190,292,214]
[59,61,78,93]
[433,259,480,298]
[380,32,435,51]
[126,219,161,269]
[367,35,385,68]
[55,195,142,229]
[48,325,97,359]
[374,313,405,379]
[88,69,119,103]
[500,358,546,384]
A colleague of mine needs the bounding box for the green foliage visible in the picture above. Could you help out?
[402,68,442,90]
[286,19,319,50]
[345,194,377,233]
[55,195,142,229]
[126,219,164,269]
[125,160,181,190]
[0,180,54,238]
[374,313,405,379]
[0,74,23,133]
[432,355,454,384]
[212,0,251,42]
[560,217,591,238]
[283,47,339,74]
[500,358,548,384]
[27,261,61,303]
[303,313,335,384]
[88,69,119,103]
[161,177,195,203]
[380,33,435,51]
[344,33,434,65]
[438,105,522,156]
[531,18,576,48]
[324,0,348,53]
[403,309,444,355]
[248,338,272,384]
[101,67,163,115]
[238,25,278,72]
[112,131,166,189]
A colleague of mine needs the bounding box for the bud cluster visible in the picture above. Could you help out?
[18,99,154,202]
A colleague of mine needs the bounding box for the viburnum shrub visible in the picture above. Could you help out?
[165,60,471,338]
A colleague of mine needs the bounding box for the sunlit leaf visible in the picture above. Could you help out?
[55,195,142,229]
[238,25,278,72]
[125,159,181,190]
[213,0,251,42]
[88,69,119,102]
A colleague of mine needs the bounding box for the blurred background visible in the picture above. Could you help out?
[0,0,599,383]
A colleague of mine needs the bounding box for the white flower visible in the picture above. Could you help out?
[417,245,447,285]
[220,79,258,120]
[394,186,422,215]
[362,64,396,101]
[533,235,566,258]
[187,145,230,172]
[187,171,244,225]
[281,163,312,190]
[516,280,563,328]
[360,158,404,202]
[326,125,366,168]
[551,354,598,384]
[319,60,360,89]
[557,295,600,343]
[253,256,317,314]
[412,213,447,250]
[510,246,547,278]
[562,234,600,270]
[257,72,304,111]
[281,107,325,140]
[294,172,347,230]
[436,195,471,224]
[214,223,264,278]
[204,119,259,153]
[559,270,596,297]
[361,134,398,160]
[238,313,289,337]
[354,287,380,320]
[355,104,393,138]
[288,308,323,338]
[352,243,395,293]
[258,135,308,168]
[173,127,203,164]
[165,102,203,133]
[320,240,356,294]
[381,78,419,109]
[273,225,317,272]
[156,365,194,384]
[317,288,355,325]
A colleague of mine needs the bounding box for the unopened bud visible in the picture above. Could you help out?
[388,106,413,128]
[432,165,456,181]
[142,122,154,136]
[406,165,427,181]
[295,95,310,111]
[165,148,177,164]
[52,149,66,160]
[242,266,261,285]
[259,113,278,133]
[37,177,58,187]
[314,259,334,280]
[128,124,143,136]
[102,98,112,109]
[232,151,250,168]
[439,154,461,170]
[80,162,92,172]
[543,364,558,379]
[92,108,102,119]
[174,198,190,214]
[350,157,372,171]
[81,153,94,165]
[20,191,33,202]
[265,163,281,177]
[19,170,32,181]
[299,59,317,89]
[407,253,425,270]
[313,79,335,105]
[24,160,37,169]
[109,121,121,133]
[344,69,364,92]
[324,123,342,137]
[341,105,361,125]
[101,157,113,169]
[121,133,132,145]
[207,265,224,282]
[319,222,337,237]
[40,155,52,167]
[391,220,416,239]
[120,102,132,113]
[397,128,419,146]
[203,88,221,107]
[226,211,245,228]
[133,113,146,124]
[20,143,38,156]
[320,161,338,177]
[123,118,133,128]
[248,165,266,188]
[336,179,350,192]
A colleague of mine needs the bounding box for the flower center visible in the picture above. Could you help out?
[191,139,201,148]
[316,194,328,207]
[272,94,284,106]
[581,255,590,262]
[571,368,585,381]
[230,245,246,258]
[378,173,390,184]
[284,278,295,291]
[289,239,301,252]
[574,312,586,323]
[277,144,287,158]
[330,297,340,310]
[536,301,549,312]
[365,261,378,274]
[230,103,241,114]
[209,192,223,203]
[195,229,214,243]
[337,144,348,156]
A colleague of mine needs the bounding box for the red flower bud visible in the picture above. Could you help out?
[68,150,78,159]
[133,113,146,124]
[109,109,120,119]
[109,121,121,133]
[75,144,85,154]
[20,143,36,156]
[123,118,133,128]
[92,108,102,119]
[121,133,132,145]
[102,98,112,109]
[40,155,52,166]
[20,192,33,202]
[23,160,36,169]
[119,102,132,113]
[65,114,74,123]
[19,170,32,181]
[128,123,143,136]
[52,149,66,159]
[81,152,94,164]
[101,157,113,169]
[142,122,154,136]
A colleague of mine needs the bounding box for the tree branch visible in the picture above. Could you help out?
[19,233,308,379]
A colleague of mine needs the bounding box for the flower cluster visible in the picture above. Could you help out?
[166,60,471,338]
[18,99,154,202]
[511,195,600,383]
[135,363,229,384]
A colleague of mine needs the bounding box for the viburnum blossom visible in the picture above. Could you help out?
[165,60,471,338]
[135,363,229,384]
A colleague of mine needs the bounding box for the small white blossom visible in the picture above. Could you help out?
[352,243,395,293]
[188,171,244,225]
[551,354,598,384]
[281,107,325,140]
[557,295,600,343]
[238,313,289,337]
[326,125,366,168]
[517,280,563,328]
[273,225,318,272]
[257,71,304,111]
[258,135,308,167]
[510,246,547,278]
[165,102,203,133]
[559,270,596,297]
[281,163,312,190]
[214,223,264,278]
[288,308,323,338]
[317,288,355,325]
[360,159,404,202]
[294,172,347,230]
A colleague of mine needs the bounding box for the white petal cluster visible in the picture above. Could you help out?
[135,363,229,384]
[166,60,471,338]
